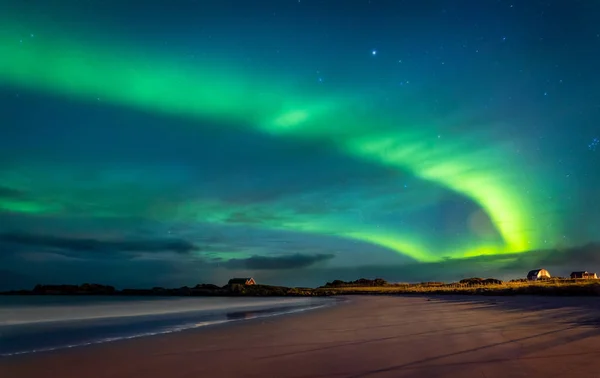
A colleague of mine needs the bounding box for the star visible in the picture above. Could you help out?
[372,50,377,56]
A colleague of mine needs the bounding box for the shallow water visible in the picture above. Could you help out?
[0,296,333,356]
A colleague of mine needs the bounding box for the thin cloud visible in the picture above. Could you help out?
[0,186,28,199]
[223,253,335,270]
[0,232,198,254]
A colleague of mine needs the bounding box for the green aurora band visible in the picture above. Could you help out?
[0,20,556,261]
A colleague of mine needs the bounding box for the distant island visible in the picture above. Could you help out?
[3,274,600,296]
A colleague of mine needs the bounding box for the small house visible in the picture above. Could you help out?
[527,269,551,281]
[570,271,598,279]
[228,277,256,287]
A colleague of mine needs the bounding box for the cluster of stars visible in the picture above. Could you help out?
[19,33,35,44]
[589,137,599,151]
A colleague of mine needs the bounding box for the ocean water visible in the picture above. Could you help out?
[0,296,333,356]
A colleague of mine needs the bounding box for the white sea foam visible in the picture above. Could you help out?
[0,297,320,325]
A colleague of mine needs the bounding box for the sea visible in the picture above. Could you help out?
[0,295,334,357]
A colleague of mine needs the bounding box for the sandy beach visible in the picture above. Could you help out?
[3,295,600,377]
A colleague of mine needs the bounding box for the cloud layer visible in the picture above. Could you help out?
[221,253,335,270]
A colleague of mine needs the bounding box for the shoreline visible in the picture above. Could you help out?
[0,296,333,325]
[0,297,343,360]
[0,296,342,357]
[3,295,600,377]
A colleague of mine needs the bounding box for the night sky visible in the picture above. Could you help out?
[1,0,599,289]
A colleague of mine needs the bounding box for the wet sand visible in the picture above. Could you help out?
[3,295,600,378]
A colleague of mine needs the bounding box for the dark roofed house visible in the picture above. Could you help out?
[228,277,256,287]
[570,271,598,279]
[527,268,551,281]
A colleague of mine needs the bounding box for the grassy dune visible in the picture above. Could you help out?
[316,278,600,296]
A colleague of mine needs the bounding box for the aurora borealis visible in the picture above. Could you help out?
[1,0,599,288]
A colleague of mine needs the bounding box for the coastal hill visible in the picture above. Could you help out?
[3,276,600,296]
[0,282,322,297]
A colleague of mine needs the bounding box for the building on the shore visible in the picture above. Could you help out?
[228,277,257,288]
[527,268,551,281]
[570,271,598,279]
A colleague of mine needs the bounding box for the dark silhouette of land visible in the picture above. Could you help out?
[0,282,322,296]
